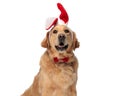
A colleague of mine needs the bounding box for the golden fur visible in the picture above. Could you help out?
[21,24,80,96]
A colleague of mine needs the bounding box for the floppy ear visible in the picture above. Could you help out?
[41,32,50,48]
[73,32,80,50]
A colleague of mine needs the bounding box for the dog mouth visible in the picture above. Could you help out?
[55,44,68,51]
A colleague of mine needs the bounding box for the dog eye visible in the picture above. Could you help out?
[64,29,69,33]
[53,30,58,34]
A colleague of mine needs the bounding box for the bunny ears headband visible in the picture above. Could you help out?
[45,3,69,30]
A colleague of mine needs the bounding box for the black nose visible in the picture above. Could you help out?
[58,34,65,41]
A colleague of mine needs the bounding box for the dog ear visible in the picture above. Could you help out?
[41,32,50,48]
[73,32,80,50]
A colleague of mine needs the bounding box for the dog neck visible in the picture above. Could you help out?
[47,48,74,63]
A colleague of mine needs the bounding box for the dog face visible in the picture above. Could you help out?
[41,25,79,52]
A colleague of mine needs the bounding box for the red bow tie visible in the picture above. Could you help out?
[53,57,69,63]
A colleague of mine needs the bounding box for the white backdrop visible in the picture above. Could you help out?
[0,0,120,96]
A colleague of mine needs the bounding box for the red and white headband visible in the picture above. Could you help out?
[45,3,69,30]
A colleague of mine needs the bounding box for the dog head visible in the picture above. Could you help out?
[41,24,79,52]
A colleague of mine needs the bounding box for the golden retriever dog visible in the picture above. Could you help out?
[21,24,79,96]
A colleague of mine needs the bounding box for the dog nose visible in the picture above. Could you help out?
[58,34,65,41]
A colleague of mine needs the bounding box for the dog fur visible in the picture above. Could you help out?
[21,24,80,96]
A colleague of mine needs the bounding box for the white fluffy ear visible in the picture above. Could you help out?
[45,17,58,30]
